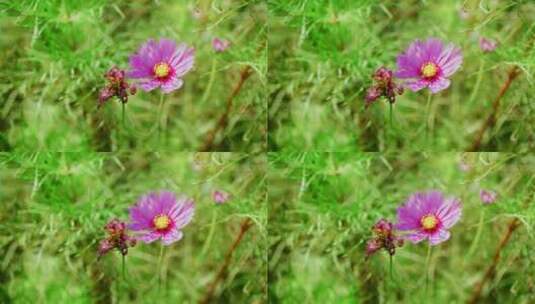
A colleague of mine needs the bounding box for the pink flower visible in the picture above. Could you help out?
[479,37,497,53]
[213,190,230,204]
[458,160,471,172]
[128,191,195,245]
[128,38,195,93]
[480,189,497,204]
[395,191,462,245]
[212,38,230,53]
[395,38,463,93]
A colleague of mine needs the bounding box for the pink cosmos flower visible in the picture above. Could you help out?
[128,191,195,245]
[479,37,497,53]
[480,189,497,204]
[128,38,195,93]
[213,190,230,204]
[212,38,230,53]
[395,191,462,245]
[395,38,463,93]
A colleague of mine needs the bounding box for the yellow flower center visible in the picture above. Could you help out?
[153,214,171,230]
[421,62,438,78]
[420,214,438,230]
[153,62,170,78]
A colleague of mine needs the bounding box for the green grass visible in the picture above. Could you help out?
[0,152,267,303]
[268,0,535,151]
[0,0,267,152]
[268,152,534,303]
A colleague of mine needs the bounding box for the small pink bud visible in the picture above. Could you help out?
[212,38,230,53]
[479,37,497,53]
[213,190,230,204]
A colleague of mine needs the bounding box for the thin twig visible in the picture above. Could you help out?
[200,218,253,304]
[467,218,520,304]
[200,66,253,151]
[467,67,520,151]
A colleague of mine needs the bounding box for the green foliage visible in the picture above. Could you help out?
[0,0,266,152]
[0,152,267,303]
[268,152,535,303]
[268,0,535,151]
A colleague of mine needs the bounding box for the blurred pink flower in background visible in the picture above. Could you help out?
[212,38,230,53]
[479,37,498,53]
[480,189,497,204]
[213,190,230,204]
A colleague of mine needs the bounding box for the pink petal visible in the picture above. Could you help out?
[395,54,420,78]
[429,229,450,245]
[436,198,461,228]
[171,200,195,229]
[423,38,444,62]
[156,191,178,214]
[161,77,184,93]
[405,79,429,92]
[405,231,428,244]
[429,77,451,93]
[405,40,426,67]
[158,38,178,61]
[437,44,462,77]
[139,80,161,92]
[162,230,183,245]
[421,191,445,214]
[138,231,161,244]
[170,46,195,77]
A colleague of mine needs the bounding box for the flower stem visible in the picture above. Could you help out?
[157,243,165,295]
[200,58,217,105]
[425,243,432,297]
[467,208,486,257]
[389,102,394,148]
[425,91,433,146]
[389,254,393,280]
[157,92,165,146]
[121,102,126,148]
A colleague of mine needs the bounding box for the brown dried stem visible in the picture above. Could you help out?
[467,218,520,304]
[200,66,253,151]
[199,218,253,304]
[467,67,520,151]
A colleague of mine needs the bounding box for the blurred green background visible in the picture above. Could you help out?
[268,0,535,151]
[0,0,267,152]
[0,152,266,303]
[268,152,534,303]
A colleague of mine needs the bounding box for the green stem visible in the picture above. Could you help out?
[121,102,126,148]
[157,243,165,295]
[467,208,486,257]
[200,58,217,105]
[122,254,126,280]
[389,254,393,280]
[425,243,432,297]
[425,91,433,145]
[468,59,485,105]
[389,102,393,148]
[157,93,165,146]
